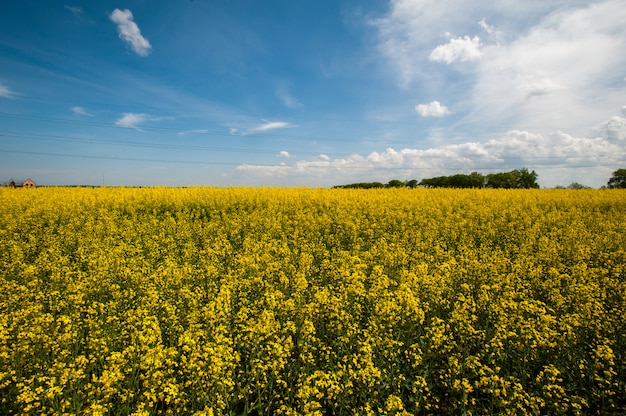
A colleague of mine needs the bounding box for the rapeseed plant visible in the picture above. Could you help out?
[0,187,624,414]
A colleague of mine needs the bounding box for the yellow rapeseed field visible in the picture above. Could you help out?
[0,187,624,415]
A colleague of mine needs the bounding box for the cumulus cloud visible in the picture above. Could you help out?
[115,112,148,130]
[415,101,451,117]
[594,113,626,142]
[278,150,291,158]
[71,106,93,116]
[0,83,18,98]
[429,36,482,64]
[109,9,151,56]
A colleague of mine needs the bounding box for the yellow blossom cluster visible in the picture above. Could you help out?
[0,187,624,415]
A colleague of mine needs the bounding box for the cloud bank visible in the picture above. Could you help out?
[234,111,626,188]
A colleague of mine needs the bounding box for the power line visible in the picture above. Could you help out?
[0,149,622,172]
[0,130,347,157]
[2,130,625,162]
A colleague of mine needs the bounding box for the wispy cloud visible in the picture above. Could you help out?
[415,101,451,117]
[252,121,290,132]
[109,9,152,56]
[233,120,294,135]
[115,112,148,130]
[429,36,482,64]
[0,83,18,98]
[71,106,94,116]
[64,5,84,20]
[275,83,303,109]
[178,129,209,136]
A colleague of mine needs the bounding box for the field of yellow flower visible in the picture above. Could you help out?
[0,187,624,415]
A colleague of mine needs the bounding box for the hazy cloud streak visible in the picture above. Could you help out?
[71,106,94,116]
[0,83,18,98]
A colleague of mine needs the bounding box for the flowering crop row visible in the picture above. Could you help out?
[0,187,624,415]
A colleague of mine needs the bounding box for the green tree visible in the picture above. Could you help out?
[486,171,516,188]
[387,179,405,188]
[514,168,540,189]
[607,168,626,188]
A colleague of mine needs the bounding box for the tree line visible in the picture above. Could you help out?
[333,168,540,189]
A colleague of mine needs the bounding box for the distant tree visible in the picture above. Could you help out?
[419,175,450,188]
[387,179,405,188]
[468,171,485,188]
[486,168,539,189]
[607,168,626,188]
[567,182,590,189]
[486,171,516,188]
[406,179,419,188]
[333,181,386,189]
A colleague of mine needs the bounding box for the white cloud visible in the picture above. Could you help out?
[0,83,18,98]
[415,101,451,117]
[109,9,152,56]
[278,150,291,158]
[71,106,94,116]
[256,121,289,131]
[429,36,482,64]
[115,113,148,130]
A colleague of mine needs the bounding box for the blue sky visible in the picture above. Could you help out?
[1,0,625,187]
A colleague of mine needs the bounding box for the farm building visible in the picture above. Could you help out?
[4,178,36,188]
